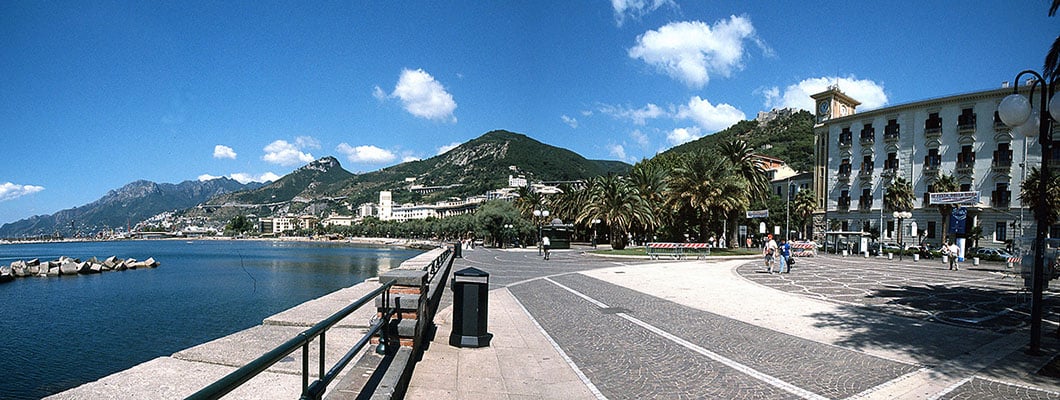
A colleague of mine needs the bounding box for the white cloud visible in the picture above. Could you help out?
[628,16,760,88]
[607,144,630,162]
[598,103,666,125]
[336,143,397,164]
[630,129,649,147]
[262,139,315,166]
[229,172,279,184]
[676,96,746,132]
[372,85,387,101]
[390,68,457,122]
[0,182,44,201]
[295,136,321,149]
[611,0,676,26]
[667,127,703,146]
[763,75,888,112]
[198,174,222,181]
[213,145,237,159]
[437,142,461,155]
[561,114,578,128]
[402,155,421,163]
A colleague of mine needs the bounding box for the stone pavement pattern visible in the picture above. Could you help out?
[407,247,1060,399]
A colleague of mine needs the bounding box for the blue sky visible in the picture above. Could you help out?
[1,1,1056,225]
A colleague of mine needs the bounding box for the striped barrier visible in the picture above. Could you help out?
[790,241,817,257]
[646,243,711,260]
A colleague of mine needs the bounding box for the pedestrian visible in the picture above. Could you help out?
[948,241,960,270]
[764,234,778,273]
[746,236,753,248]
[542,236,551,260]
[780,239,792,273]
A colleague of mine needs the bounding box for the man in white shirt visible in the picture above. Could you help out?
[764,234,778,273]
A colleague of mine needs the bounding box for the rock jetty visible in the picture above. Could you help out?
[0,256,159,283]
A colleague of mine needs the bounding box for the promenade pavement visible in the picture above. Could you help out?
[406,247,1060,399]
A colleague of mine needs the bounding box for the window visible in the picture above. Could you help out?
[957,145,975,168]
[862,155,873,172]
[841,220,849,231]
[960,183,971,191]
[860,123,875,143]
[957,108,976,130]
[839,128,853,145]
[885,152,899,170]
[885,119,900,139]
[996,221,1007,242]
[924,148,941,169]
[925,112,942,133]
[993,143,1013,167]
[839,158,852,175]
[927,221,937,238]
[992,182,1011,207]
[886,220,895,239]
[860,188,872,209]
[838,190,851,209]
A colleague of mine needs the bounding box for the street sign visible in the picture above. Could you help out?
[746,209,769,218]
[929,191,980,205]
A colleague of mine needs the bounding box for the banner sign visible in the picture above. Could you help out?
[929,191,980,205]
[746,209,769,218]
[949,206,968,234]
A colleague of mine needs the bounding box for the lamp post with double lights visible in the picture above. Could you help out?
[533,209,549,255]
[591,218,601,248]
[997,70,1057,355]
[892,211,912,261]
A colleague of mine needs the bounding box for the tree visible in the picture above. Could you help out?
[1045,1,1060,82]
[629,161,668,242]
[719,139,769,202]
[224,215,254,235]
[791,189,817,240]
[1020,167,1060,228]
[577,174,655,250]
[929,173,960,245]
[474,200,521,247]
[883,176,915,212]
[665,152,746,247]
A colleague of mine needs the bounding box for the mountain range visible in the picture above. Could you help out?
[0,130,631,238]
[1,116,814,238]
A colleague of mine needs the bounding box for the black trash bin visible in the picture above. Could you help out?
[450,267,492,347]
[454,241,462,258]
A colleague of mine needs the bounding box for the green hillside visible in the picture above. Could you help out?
[656,110,815,172]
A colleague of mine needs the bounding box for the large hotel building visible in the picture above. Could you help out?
[812,83,1058,248]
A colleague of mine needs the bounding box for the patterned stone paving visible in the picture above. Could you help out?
[459,248,1060,399]
[737,254,1059,333]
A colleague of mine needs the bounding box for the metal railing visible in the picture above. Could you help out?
[186,281,399,400]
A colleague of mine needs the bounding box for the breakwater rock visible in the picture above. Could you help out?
[0,256,159,282]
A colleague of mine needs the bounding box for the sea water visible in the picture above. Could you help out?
[0,239,420,399]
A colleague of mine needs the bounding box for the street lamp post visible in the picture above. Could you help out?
[786,178,793,241]
[503,224,513,249]
[533,209,549,255]
[591,218,601,248]
[893,211,912,261]
[998,70,1057,355]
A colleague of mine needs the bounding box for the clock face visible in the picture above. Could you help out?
[818,101,830,114]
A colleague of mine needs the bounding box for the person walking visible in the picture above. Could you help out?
[779,239,792,273]
[764,234,778,273]
[542,236,551,260]
[947,241,960,270]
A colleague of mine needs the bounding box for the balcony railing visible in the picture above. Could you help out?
[956,161,975,174]
[858,168,873,180]
[837,198,851,211]
[957,115,976,135]
[925,126,942,138]
[858,198,873,211]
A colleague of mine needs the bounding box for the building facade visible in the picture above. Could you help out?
[813,84,1056,248]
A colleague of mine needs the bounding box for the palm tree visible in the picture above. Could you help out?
[513,186,543,220]
[577,174,655,250]
[719,139,769,202]
[629,161,668,241]
[883,176,915,212]
[665,152,747,246]
[1020,167,1060,228]
[791,189,817,240]
[929,173,960,245]
[1045,1,1060,82]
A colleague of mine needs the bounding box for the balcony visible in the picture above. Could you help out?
[881,167,898,178]
[924,126,942,138]
[956,161,975,174]
[957,115,976,136]
[858,168,873,180]
[992,151,1013,173]
[838,133,853,148]
[993,111,1006,130]
[991,191,1011,208]
[857,198,873,211]
[884,130,899,143]
[837,198,851,212]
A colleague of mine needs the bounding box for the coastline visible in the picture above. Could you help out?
[0,235,446,251]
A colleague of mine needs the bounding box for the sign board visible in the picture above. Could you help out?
[949,207,968,234]
[929,191,980,205]
[746,209,769,218]
[738,225,747,236]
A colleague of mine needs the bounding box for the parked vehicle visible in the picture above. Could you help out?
[972,247,1014,260]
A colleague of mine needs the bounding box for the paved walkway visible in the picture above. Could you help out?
[406,247,1060,399]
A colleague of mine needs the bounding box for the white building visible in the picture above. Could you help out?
[377,190,488,222]
[812,84,1054,246]
[259,216,296,235]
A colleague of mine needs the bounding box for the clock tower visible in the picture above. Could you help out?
[810,84,861,124]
